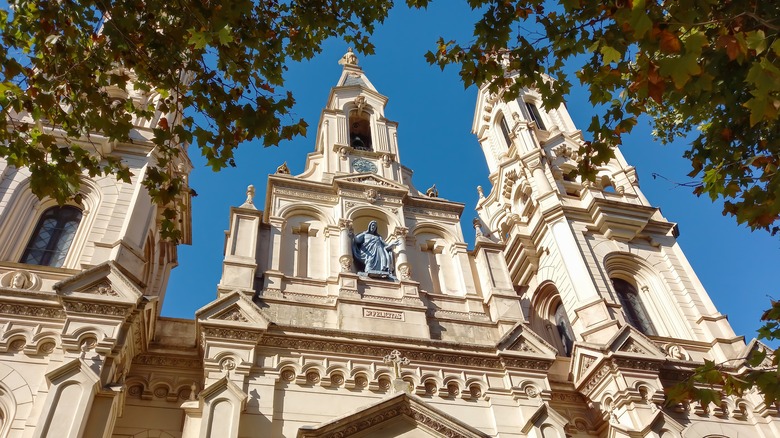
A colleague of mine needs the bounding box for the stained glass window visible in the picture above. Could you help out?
[613,278,657,336]
[21,206,82,267]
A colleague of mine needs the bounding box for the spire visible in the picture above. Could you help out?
[334,47,377,92]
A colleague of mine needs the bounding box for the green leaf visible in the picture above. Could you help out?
[217,25,233,46]
[600,45,622,64]
[746,30,767,55]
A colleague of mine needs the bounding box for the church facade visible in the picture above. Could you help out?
[0,50,777,437]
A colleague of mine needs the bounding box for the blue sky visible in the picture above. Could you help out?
[163,3,779,346]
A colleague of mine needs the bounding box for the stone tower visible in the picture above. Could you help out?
[0,75,193,436]
[471,79,778,436]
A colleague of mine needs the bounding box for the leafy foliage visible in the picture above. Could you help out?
[666,300,780,408]
[1,0,393,239]
[422,0,780,234]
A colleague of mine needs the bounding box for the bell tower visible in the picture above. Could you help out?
[473,80,749,432]
[0,64,193,435]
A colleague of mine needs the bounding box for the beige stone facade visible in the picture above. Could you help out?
[0,52,778,438]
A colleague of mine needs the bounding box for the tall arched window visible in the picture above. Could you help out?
[497,113,512,148]
[349,111,372,151]
[525,102,546,131]
[554,303,575,356]
[20,206,82,267]
[612,278,656,336]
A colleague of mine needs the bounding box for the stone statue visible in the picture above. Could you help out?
[351,220,400,280]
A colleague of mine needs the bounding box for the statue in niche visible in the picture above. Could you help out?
[350,220,400,281]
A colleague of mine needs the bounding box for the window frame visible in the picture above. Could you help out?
[612,277,658,336]
[20,205,84,268]
[525,101,547,131]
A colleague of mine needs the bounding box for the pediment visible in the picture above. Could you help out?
[520,403,571,436]
[297,392,489,438]
[496,323,557,358]
[607,326,665,359]
[334,174,409,193]
[606,409,685,438]
[196,290,270,329]
[54,261,143,304]
[741,338,775,369]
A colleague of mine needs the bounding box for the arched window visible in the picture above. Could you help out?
[612,278,656,336]
[554,303,575,356]
[349,111,372,151]
[525,102,546,131]
[20,206,82,267]
[497,113,513,148]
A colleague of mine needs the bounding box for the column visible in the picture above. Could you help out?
[393,226,410,280]
[338,219,353,273]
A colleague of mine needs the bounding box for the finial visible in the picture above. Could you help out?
[425,184,438,198]
[276,161,290,175]
[189,382,198,401]
[339,47,358,66]
[473,218,484,238]
[240,184,257,210]
[477,185,485,199]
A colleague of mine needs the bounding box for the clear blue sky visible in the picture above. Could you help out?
[163,3,779,346]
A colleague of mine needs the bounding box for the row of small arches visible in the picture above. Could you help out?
[275,364,486,399]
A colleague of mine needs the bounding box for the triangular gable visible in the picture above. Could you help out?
[520,403,571,437]
[54,261,144,305]
[297,392,489,438]
[605,409,685,438]
[739,338,775,370]
[607,326,665,359]
[333,173,409,193]
[196,290,271,329]
[496,323,557,359]
[570,326,665,386]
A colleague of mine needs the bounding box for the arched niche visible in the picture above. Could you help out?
[280,213,328,280]
[348,108,373,151]
[411,225,459,295]
[347,206,400,237]
[529,282,575,356]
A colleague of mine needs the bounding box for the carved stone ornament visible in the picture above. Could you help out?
[281,369,296,382]
[220,357,237,373]
[338,218,353,231]
[216,308,248,322]
[1,270,41,290]
[425,184,439,198]
[355,375,368,388]
[354,95,367,116]
[339,255,353,273]
[364,187,378,203]
[86,281,120,297]
[665,343,691,361]
[306,370,321,384]
[397,264,411,280]
[382,154,392,167]
[276,162,290,174]
[524,385,539,398]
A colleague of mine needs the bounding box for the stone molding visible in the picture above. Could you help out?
[297,393,489,438]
